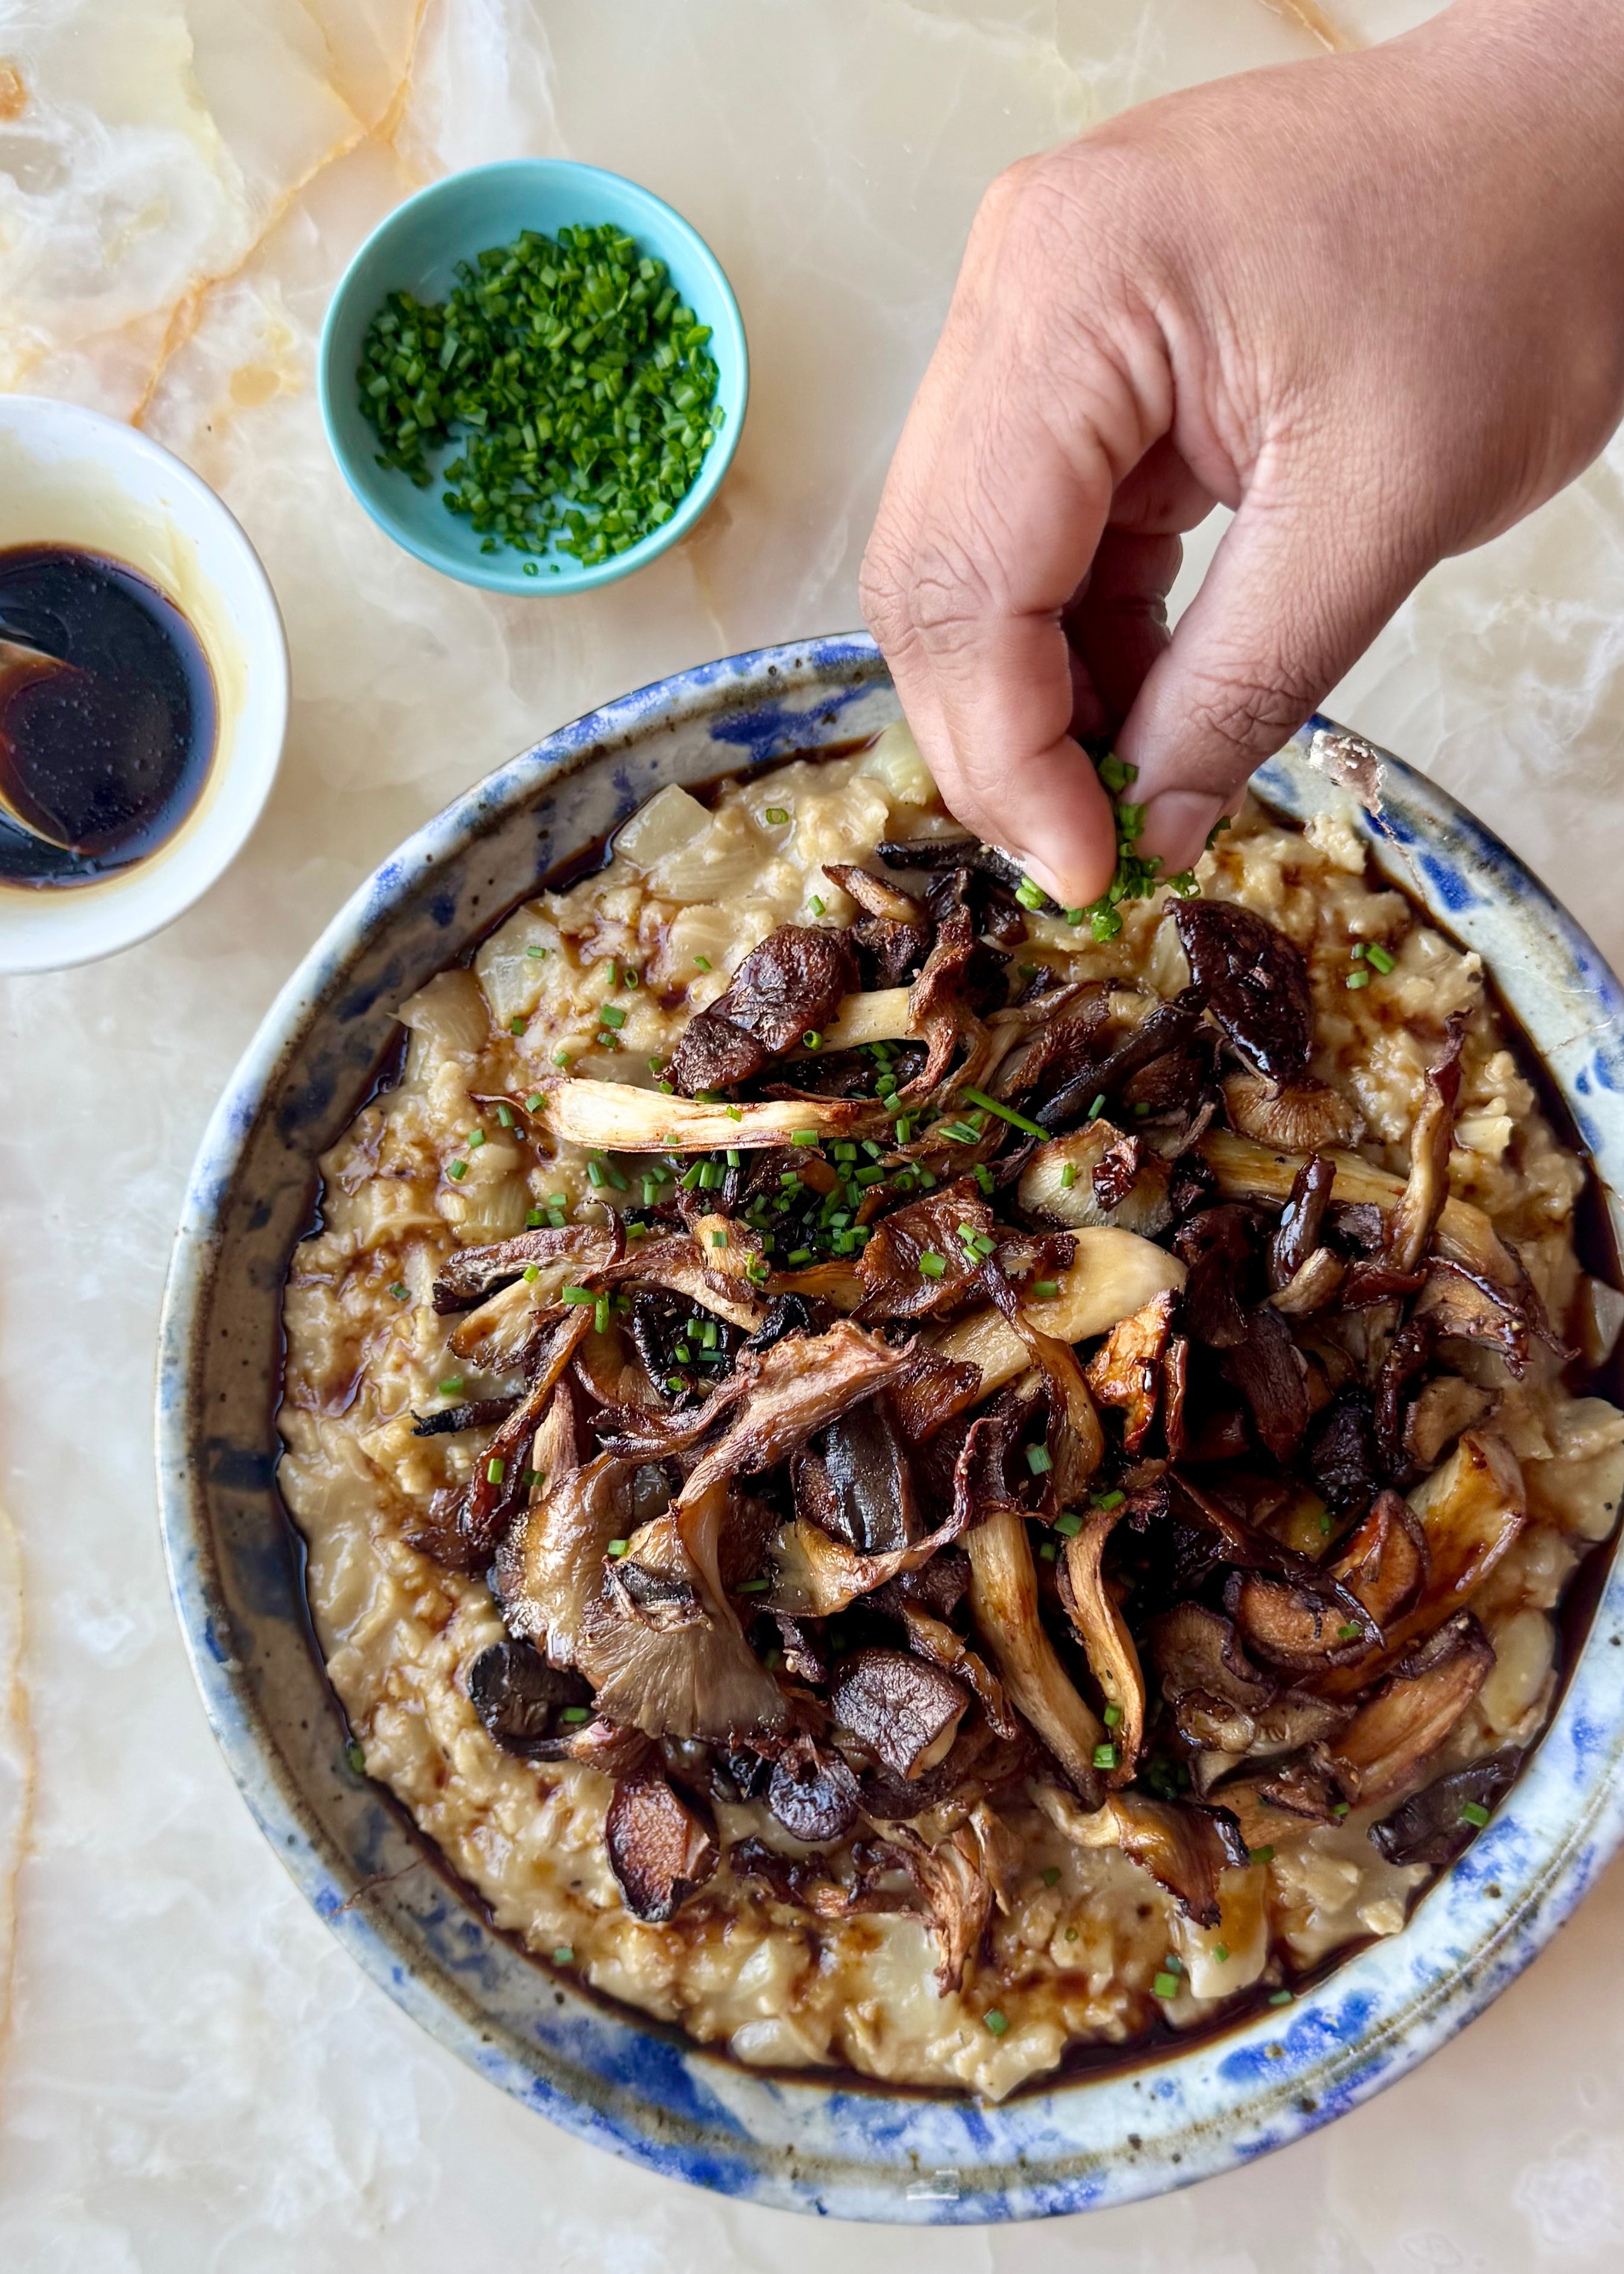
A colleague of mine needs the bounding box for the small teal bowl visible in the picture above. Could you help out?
[317,159,748,595]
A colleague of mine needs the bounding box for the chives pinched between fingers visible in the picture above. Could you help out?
[355,224,724,568]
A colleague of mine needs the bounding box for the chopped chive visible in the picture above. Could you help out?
[1032,1279,1060,1299]
[1332,1801,1350,1817]
[345,1740,366,1776]
[736,1577,769,1594]
[587,1159,607,1188]
[1086,1094,1107,1121]
[1025,1444,1054,1476]
[765,805,789,825]
[808,895,825,917]
[497,1103,514,1128]
[522,1263,541,1284]
[1249,1846,1275,1866]
[525,1091,545,1112]
[560,1706,592,1725]
[1268,1989,1294,2007]
[1337,1621,1362,1641]
[1054,1511,1082,1537]
[561,1286,595,1305]
[1365,942,1396,974]
[1152,1971,1180,2000]
[1092,1488,1125,1510]
[1039,1541,1058,1562]
[486,1456,506,1484]
[447,1159,468,1180]
[724,1104,742,1121]
[726,1148,741,1167]
[526,1208,546,1228]
[599,1004,626,1030]
[1104,1702,1123,1729]
[917,1251,947,1278]
[801,1030,823,1051]
[786,1247,814,1267]
[1014,878,1045,912]
[388,1281,409,1302]
[694,954,712,972]
[1094,1743,1120,1770]
[1041,1866,1061,1887]
[1213,1943,1229,1964]
[1059,1162,1079,1191]
[1345,968,1372,990]
[526,943,546,960]
[438,1375,465,1395]
[959,1085,1046,1138]
[1459,1800,1491,1828]
[983,2009,1009,2036]
[552,1945,575,1965]
[711,1229,727,1247]
[554,1048,572,1066]
[791,1129,819,1147]
[509,1016,527,1034]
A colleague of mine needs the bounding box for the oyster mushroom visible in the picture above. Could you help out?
[605,1764,721,1921]
[1222,1071,1361,1152]
[1174,899,1314,1083]
[830,1647,971,1780]
[432,1223,619,1314]
[668,923,859,1095]
[1108,1791,1250,1927]
[1017,1123,1174,1238]
[1403,1375,1497,1469]
[855,1177,996,1322]
[1198,1129,1517,1285]
[1387,1023,1465,1273]
[1329,1612,1495,1804]
[768,1734,862,1842]
[1329,1488,1429,1629]
[533,1077,880,1153]
[897,1604,1017,1739]
[1370,1747,1523,1867]
[929,1227,1187,1401]
[1057,1506,1146,1785]
[458,1308,593,1560]
[886,1823,993,1994]
[1084,1288,1178,1455]
[794,1398,920,1555]
[1225,1568,1376,1674]
[1268,1152,1335,1290]
[466,1639,593,1757]
[965,1504,1105,1805]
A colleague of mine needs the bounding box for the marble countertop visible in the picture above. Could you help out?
[5,1,1624,2265]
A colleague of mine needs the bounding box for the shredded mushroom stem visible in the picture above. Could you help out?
[533,1077,882,1151]
[1061,1512,1145,1787]
[931,1228,1187,1398]
[965,1506,1104,1805]
[1198,1129,1517,1284]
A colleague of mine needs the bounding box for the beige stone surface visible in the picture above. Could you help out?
[5,0,1624,2263]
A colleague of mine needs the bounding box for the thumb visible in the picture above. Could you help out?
[1114,483,1429,872]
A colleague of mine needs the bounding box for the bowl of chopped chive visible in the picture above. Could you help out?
[318,159,747,594]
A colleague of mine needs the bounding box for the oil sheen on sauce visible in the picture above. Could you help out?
[0,543,217,888]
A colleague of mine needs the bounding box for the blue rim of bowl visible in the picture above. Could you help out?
[156,634,1624,2220]
[316,160,748,596]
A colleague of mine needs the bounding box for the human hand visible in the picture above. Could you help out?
[859,0,1624,906]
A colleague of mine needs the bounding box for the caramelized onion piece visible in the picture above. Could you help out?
[1329,1612,1494,1805]
[1058,1507,1145,1785]
[965,1505,1104,1805]
[605,1765,720,1922]
[830,1647,970,1779]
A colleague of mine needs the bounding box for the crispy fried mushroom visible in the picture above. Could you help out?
[605,1765,721,1921]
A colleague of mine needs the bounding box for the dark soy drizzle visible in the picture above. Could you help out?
[0,543,218,888]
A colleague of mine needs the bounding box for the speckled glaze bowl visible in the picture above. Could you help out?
[156,635,1624,2222]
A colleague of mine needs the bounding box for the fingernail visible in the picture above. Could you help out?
[1140,791,1225,872]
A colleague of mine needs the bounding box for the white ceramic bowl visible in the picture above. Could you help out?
[0,396,288,974]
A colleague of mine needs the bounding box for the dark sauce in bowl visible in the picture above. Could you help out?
[0,543,217,889]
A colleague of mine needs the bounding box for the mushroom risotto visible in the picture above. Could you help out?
[278,725,1624,2099]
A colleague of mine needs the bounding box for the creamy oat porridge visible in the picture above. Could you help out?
[277,724,1624,2100]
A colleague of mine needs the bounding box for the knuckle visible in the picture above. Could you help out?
[1181,667,1313,764]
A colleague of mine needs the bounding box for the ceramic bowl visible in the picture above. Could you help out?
[317,160,748,596]
[0,396,288,975]
[156,636,1624,2222]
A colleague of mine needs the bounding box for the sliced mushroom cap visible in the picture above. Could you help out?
[1413,1263,1533,1377]
[1268,1151,1335,1289]
[1148,1601,1277,1712]
[1370,1746,1523,1867]
[1329,1611,1495,1805]
[1058,1509,1146,1786]
[1108,1790,1250,1927]
[494,1443,634,1668]
[1225,1568,1374,1674]
[1084,1288,1178,1455]
[1403,1375,1498,1470]
[768,1734,862,1843]
[466,1639,593,1756]
[964,1504,1104,1805]
[830,1646,971,1780]
[855,1177,994,1321]
[605,1765,721,1922]
[796,1397,920,1555]
[1219,1301,1310,1466]
[899,1604,1017,1740]
[1222,1071,1361,1153]
[1174,900,1314,1083]
[1330,1487,1429,1629]
[1386,1023,1465,1273]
